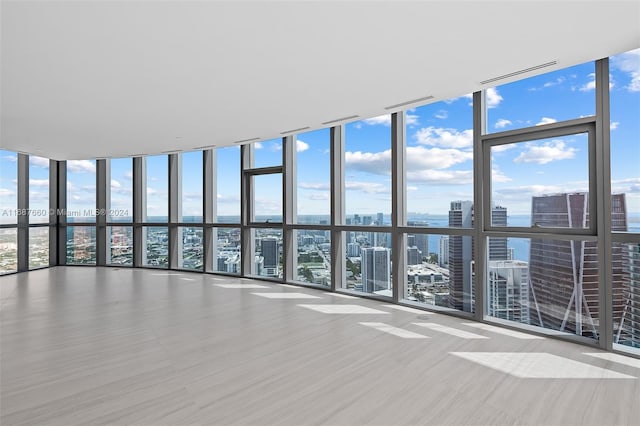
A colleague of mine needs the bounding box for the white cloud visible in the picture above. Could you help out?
[610,121,619,130]
[407,186,418,191]
[406,169,473,185]
[578,73,614,92]
[486,87,503,108]
[0,188,15,196]
[307,193,329,201]
[492,144,516,153]
[111,179,121,189]
[611,48,640,92]
[124,171,133,180]
[444,93,473,105]
[254,198,282,213]
[513,140,577,165]
[529,77,566,91]
[495,184,564,197]
[434,110,448,119]
[494,119,512,129]
[67,160,96,173]
[299,182,330,190]
[612,177,640,194]
[579,73,596,92]
[29,179,49,187]
[254,142,263,150]
[296,140,309,153]
[363,115,391,126]
[536,117,557,126]
[414,126,473,148]
[406,114,419,126]
[2,154,17,162]
[270,142,282,151]
[345,150,391,175]
[491,167,511,183]
[345,181,388,194]
[544,77,566,88]
[29,156,49,168]
[341,143,474,188]
[406,146,472,171]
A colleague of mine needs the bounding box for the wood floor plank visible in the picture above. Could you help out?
[1,266,638,425]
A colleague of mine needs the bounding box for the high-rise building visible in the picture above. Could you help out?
[376,212,384,226]
[414,234,429,262]
[528,192,628,339]
[361,247,390,293]
[448,202,508,312]
[439,236,449,267]
[261,237,279,277]
[489,205,508,260]
[217,255,228,271]
[407,246,420,266]
[617,243,640,348]
[347,242,361,257]
[487,260,530,323]
[448,201,474,311]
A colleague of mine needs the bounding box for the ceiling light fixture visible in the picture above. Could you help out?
[384,95,434,110]
[480,61,557,85]
[321,115,360,125]
[280,126,310,135]
[192,144,217,150]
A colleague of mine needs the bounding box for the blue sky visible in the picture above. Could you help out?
[1,49,638,224]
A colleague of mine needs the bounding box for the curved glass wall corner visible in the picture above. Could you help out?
[2,50,637,356]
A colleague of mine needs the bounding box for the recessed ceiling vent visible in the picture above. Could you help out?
[233,137,260,144]
[480,61,557,85]
[280,126,310,135]
[321,115,360,125]
[192,144,216,150]
[384,95,434,110]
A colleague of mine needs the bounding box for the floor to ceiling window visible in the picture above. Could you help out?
[66,160,96,264]
[212,147,241,273]
[610,48,640,354]
[142,155,169,267]
[402,96,476,313]
[0,150,18,274]
[4,51,635,355]
[481,59,604,342]
[28,156,50,269]
[106,158,133,266]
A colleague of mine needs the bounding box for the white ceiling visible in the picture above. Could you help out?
[1,1,639,160]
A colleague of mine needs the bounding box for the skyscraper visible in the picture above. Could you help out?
[448,201,473,312]
[489,205,508,260]
[377,212,384,226]
[414,234,429,262]
[407,246,420,266]
[487,260,530,323]
[617,243,640,348]
[448,202,508,312]
[528,192,628,339]
[261,237,279,277]
[361,247,390,293]
[347,242,361,257]
[439,236,449,267]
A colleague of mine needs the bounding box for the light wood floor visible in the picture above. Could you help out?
[1,267,639,426]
